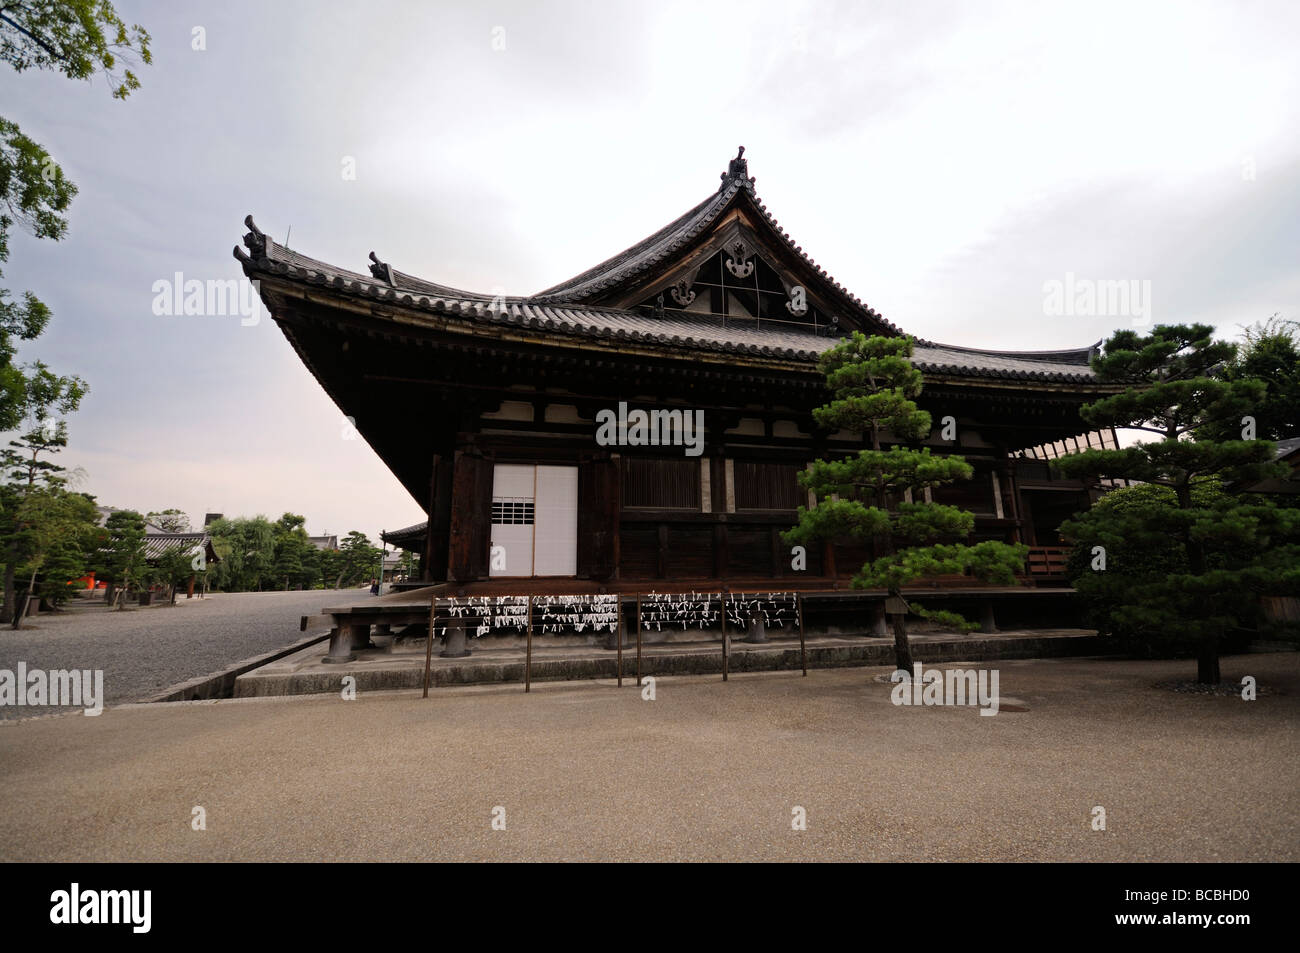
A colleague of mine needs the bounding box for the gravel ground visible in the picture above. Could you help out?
[0,653,1295,862]
[0,590,363,718]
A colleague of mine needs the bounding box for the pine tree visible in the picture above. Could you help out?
[1055,324,1299,683]
[784,333,1028,670]
[99,510,146,609]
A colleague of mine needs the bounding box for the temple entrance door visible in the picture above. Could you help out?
[533,465,578,576]
[490,464,534,577]
[489,463,578,578]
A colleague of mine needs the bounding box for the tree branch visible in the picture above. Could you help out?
[0,10,61,60]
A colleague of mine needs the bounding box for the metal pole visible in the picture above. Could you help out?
[616,595,623,687]
[635,592,642,686]
[797,593,807,676]
[422,599,436,698]
[525,595,533,693]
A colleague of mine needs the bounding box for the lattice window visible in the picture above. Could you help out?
[491,498,534,525]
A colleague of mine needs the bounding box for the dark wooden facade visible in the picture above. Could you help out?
[237,150,1121,591]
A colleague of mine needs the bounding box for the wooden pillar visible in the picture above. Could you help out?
[1001,457,1024,544]
[710,443,728,579]
[1020,492,1038,547]
[350,622,374,651]
[425,452,454,582]
[578,452,620,581]
[323,623,357,664]
[447,443,491,583]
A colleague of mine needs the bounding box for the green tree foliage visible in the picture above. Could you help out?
[98,508,146,609]
[205,516,275,592]
[12,486,98,617]
[396,549,417,580]
[204,518,375,591]
[148,541,204,605]
[1197,315,1299,443]
[271,512,319,590]
[1,362,86,486]
[0,364,86,620]
[0,0,151,97]
[0,119,73,430]
[339,530,382,589]
[783,333,1028,670]
[1055,324,1299,683]
[1061,478,1298,654]
[0,1,148,427]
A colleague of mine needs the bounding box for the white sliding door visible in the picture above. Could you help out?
[489,463,578,577]
[490,464,535,577]
[533,465,578,577]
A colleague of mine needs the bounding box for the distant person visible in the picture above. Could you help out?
[370,578,380,596]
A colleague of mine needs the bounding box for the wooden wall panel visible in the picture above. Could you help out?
[733,461,801,510]
[622,457,700,509]
[672,526,715,578]
[727,527,770,577]
[619,526,659,579]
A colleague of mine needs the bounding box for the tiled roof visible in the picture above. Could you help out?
[236,147,1104,388]
[532,158,903,337]
[534,188,730,300]
[383,521,428,547]
[142,533,212,561]
[238,227,1098,383]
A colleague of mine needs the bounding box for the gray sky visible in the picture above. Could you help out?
[6,0,1298,539]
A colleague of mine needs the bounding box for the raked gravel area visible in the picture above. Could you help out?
[0,590,364,719]
[0,653,1295,862]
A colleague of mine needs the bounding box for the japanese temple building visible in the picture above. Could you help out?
[236,149,1121,596]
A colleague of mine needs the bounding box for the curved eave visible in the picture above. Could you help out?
[234,220,1110,390]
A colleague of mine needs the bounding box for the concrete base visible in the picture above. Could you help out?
[235,629,1104,699]
[439,618,472,658]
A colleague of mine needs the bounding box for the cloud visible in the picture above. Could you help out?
[3,0,1297,535]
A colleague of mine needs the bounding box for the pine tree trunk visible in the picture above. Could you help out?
[891,607,913,672]
[12,567,37,629]
[0,563,14,625]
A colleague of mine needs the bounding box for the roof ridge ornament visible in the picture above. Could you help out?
[243,215,267,257]
[368,251,395,285]
[725,238,754,279]
[719,145,756,193]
